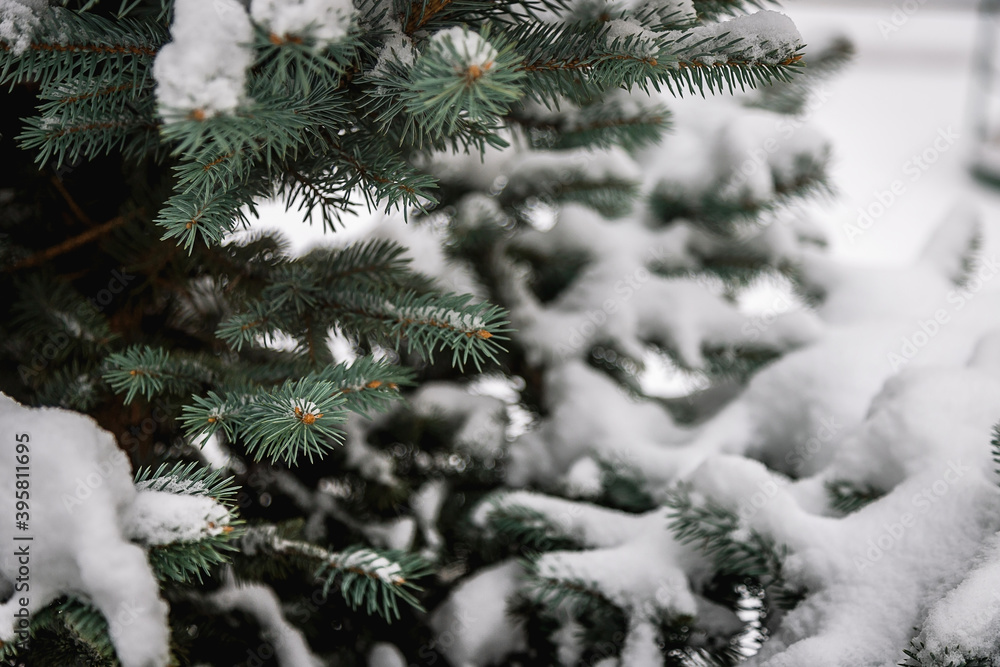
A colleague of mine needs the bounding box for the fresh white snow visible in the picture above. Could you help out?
[0,394,170,667]
[0,0,41,55]
[153,0,253,118]
[251,0,354,48]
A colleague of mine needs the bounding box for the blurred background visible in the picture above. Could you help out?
[793,0,989,263]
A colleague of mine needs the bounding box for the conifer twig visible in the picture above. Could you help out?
[49,172,94,227]
[7,215,127,271]
[404,0,453,34]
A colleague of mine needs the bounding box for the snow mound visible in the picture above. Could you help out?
[154,0,253,119]
[0,394,169,667]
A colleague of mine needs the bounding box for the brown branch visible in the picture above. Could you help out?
[518,53,658,73]
[508,113,665,134]
[7,215,127,271]
[58,82,136,106]
[49,172,94,226]
[48,119,145,138]
[519,52,801,74]
[287,167,351,207]
[677,53,804,69]
[330,150,417,195]
[0,40,157,56]
[325,299,492,338]
[304,313,317,364]
[203,152,235,171]
[404,0,453,34]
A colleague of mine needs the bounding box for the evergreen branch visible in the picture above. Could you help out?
[213,302,281,352]
[157,96,311,161]
[396,26,525,137]
[0,597,118,666]
[328,290,511,371]
[179,356,412,448]
[502,18,803,103]
[480,503,583,555]
[545,176,639,219]
[34,361,105,411]
[298,239,420,288]
[318,546,431,620]
[664,485,802,609]
[511,99,671,152]
[0,8,164,88]
[1,36,158,57]
[133,462,244,583]
[8,275,116,357]
[657,55,803,97]
[147,537,239,584]
[502,166,640,219]
[180,389,248,441]
[51,80,139,107]
[134,460,241,504]
[404,0,454,34]
[665,485,782,579]
[525,563,621,618]
[240,525,431,621]
[218,285,510,371]
[592,459,658,512]
[899,638,991,667]
[171,148,254,198]
[747,35,853,116]
[20,74,159,167]
[280,164,355,230]
[693,0,768,20]
[237,378,348,464]
[309,356,415,414]
[250,25,358,95]
[326,137,439,211]
[101,345,205,404]
[156,186,258,251]
[825,480,883,515]
[651,150,832,232]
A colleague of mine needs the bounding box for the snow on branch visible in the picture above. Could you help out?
[153,0,253,120]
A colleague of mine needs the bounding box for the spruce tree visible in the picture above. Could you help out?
[0,0,859,665]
